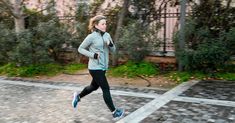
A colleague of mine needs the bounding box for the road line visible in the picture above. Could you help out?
[0,79,159,98]
[174,96,235,107]
[117,80,199,123]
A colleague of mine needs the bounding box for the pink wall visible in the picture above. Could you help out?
[25,0,78,16]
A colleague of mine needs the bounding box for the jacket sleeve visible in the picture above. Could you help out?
[78,34,95,58]
[107,33,116,53]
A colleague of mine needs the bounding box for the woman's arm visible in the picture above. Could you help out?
[78,34,96,58]
[107,34,116,53]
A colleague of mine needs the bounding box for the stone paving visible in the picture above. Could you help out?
[0,78,235,123]
[142,101,235,123]
[180,80,235,101]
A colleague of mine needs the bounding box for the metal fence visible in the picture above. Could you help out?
[56,4,192,57]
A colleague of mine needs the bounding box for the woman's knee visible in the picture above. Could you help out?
[90,85,99,91]
[101,87,110,93]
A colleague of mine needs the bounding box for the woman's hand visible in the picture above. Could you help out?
[94,53,100,59]
[106,40,113,47]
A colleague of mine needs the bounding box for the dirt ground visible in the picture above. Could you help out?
[26,69,177,89]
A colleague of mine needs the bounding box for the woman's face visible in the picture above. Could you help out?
[95,19,107,32]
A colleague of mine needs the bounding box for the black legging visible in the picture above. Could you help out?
[79,70,116,112]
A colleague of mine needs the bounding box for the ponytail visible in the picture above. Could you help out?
[88,15,106,32]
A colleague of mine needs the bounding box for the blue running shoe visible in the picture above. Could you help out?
[113,108,125,120]
[72,92,80,109]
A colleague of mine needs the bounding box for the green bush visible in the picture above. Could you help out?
[175,0,235,72]
[224,27,235,55]
[118,21,160,62]
[118,22,149,61]
[178,40,230,72]
[0,24,17,64]
[9,19,73,66]
[24,9,56,29]
[110,61,158,78]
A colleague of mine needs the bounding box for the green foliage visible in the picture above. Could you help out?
[0,63,86,77]
[0,63,61,77]
[17,64,62,77]
[71,3,90,48]
[0,24,17,64]
[220,63,235,73]
[130,0,159,25]
[175,1,235,72]
[9,19,72,66]
[192,0,235,33]
[63,63,86,74]
[90,0,105,15]
[0,3,14,29]
[0,63,18,76]
[24,9,56,29]
[105,6,121,36]
[216,73,235,81]
[109,61,158,78]
[223,27,235,55]
[118,21,160,61]
[178,40,230,71]
[166,71,235,83]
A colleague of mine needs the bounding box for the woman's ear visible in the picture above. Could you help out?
[94,24,98,29]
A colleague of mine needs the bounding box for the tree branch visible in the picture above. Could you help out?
[0,0,14,11]
[0,0,19,18]
[226,0,232,10]
[23,1,55,18]
[21,0,26,6]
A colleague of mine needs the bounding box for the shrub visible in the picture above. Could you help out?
[175,0,235,72]
[118,21,160,62]
[0,24,17,64]
[224,27,235,55]
[9,19,72,66]
[178,40,230,72]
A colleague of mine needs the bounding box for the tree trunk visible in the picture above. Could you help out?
[112,0,129,66]
[14,17,25,33]
[12,0,25,33]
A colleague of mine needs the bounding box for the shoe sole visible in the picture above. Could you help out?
[113,109,125,121]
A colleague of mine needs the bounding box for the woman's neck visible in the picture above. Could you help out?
[94,27,105,36]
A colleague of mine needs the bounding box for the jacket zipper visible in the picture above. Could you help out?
[101,35,106,69]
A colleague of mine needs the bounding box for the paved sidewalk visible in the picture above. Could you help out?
[0,78,234,123]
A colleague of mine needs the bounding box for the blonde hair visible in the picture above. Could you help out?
[88,15,107,32]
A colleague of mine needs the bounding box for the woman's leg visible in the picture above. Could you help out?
[89,70,116,112]
[79,78,99,98]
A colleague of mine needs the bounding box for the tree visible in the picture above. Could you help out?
[174,0,235,72]
[0,0,55,33]
[112,0,129,66]
[0,0,26,33]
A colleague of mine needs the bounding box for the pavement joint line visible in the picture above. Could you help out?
[174,96,235,107]
[0,79,159,98]
[117,80,199,123]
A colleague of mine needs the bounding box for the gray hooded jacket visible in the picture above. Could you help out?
[78,31,116,70]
